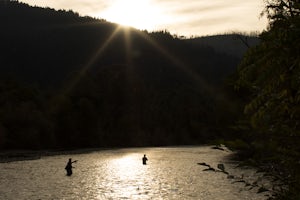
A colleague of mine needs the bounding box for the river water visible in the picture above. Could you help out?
[0,146,272,200]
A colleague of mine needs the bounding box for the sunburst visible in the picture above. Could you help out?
[101,0,165,30]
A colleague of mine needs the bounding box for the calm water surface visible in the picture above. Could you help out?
[0,146,272,199]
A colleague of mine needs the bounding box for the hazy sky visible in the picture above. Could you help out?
[19,0,268,36]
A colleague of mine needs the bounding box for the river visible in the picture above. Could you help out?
[0,146,272,199]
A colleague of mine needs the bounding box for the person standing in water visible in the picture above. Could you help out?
[142,154,148,165]
[65,158,77,176]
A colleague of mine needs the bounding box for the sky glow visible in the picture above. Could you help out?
[19,0,268,36]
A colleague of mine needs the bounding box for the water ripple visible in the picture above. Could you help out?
[0,147,271,200]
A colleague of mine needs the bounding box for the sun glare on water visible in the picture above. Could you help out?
[101,0,166,30]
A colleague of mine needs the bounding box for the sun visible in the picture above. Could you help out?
[101,0,164,30]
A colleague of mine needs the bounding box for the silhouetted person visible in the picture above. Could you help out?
[65,158,77,176]
[142,154,148,165]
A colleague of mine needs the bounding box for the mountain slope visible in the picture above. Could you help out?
[0,1,252,149]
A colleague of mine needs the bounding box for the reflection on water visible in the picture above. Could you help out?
[0,146,271,200]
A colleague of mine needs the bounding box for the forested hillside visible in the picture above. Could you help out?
[0,1,256,149]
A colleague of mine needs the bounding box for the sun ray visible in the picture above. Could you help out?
[49,25,123,114]
[135,31,216,95]
[123,28,133,64]
[62,25,123,94]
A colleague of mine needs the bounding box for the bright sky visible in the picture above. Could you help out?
[19,0,268,37]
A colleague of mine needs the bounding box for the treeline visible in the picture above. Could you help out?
[0,1,256,149]
[231,0,300,199]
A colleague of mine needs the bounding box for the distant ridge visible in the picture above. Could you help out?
[187,34,260,59]
[0,0,245,86]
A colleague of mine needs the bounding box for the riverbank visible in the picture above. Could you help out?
[0,148,111,163]
[0,150,42,163]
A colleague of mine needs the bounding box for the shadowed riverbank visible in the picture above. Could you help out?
[0,148,111,163]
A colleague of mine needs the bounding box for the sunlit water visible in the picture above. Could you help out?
[0,146,272,199]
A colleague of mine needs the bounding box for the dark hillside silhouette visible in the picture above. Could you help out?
[187,34,260,59]
[0,1,258,149]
